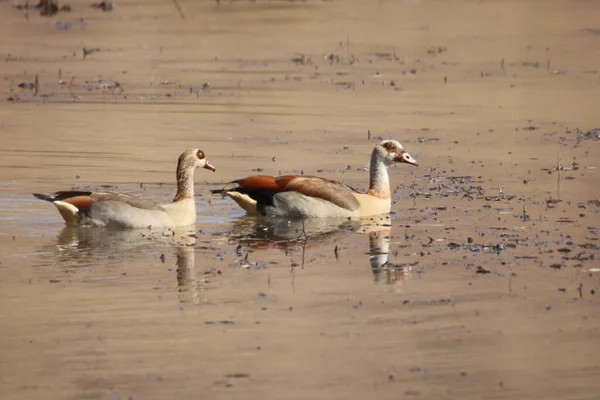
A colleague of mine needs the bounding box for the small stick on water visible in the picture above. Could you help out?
[272,156,281,175]
[556,146,562,201]
[300,239,307,269]
[297,219,309,269]
[68,76,75,94]
[299,218,308,241]
[171,0,186,20]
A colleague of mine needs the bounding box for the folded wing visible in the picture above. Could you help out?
[281,176,360,212]
[33,190,165,213]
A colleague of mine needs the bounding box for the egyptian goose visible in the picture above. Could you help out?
[33,149,215,228]
[212,140,417,218]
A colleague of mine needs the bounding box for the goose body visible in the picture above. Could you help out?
[213,140,417,219]
[33,149,215,228]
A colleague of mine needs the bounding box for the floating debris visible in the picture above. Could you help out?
[577,128,600,141]
[475,266,491,274]
[426,46,447,55]
[224,373,250,379]
[14,0,71,16]
[90,1,114,12]
[417,137,441,144]
[291,54,311,65]
[17,82,36,89]
[83,48,101,58]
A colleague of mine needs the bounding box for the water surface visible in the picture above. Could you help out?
[1,0,599,399]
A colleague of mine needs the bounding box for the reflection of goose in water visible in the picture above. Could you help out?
[53,225,196,258]
[40,226,214,303]
[225,215,414,284]
[174,244,208,305]
[360,222,414,284]
[228,217,361,251]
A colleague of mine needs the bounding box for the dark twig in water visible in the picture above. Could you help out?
[68,76,75,94]
[296,219,308,269]
[556,146,562,201]
[290,263,296,293]
[170,0,186,20]
[83,48,101,58]
[300,238,307,269]
[298,218,308,241]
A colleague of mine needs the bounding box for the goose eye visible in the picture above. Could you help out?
[196,150,205,159]
[382,141,397,153]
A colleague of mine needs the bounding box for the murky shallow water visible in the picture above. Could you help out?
[1,0,599,399]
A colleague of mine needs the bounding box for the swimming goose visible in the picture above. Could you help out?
[33,149,215,228]
[212,140,417,218]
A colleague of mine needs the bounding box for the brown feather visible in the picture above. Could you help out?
[236,175,292,192]
[274,175,299,190]
[48,191,165,212]
[282,176,360,212]
[64,195,94,212]
[222,175,360,213]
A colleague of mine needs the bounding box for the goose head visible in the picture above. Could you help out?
[178,149,216,172]
[376,140,418,167]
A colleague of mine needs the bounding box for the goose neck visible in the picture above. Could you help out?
[367,151,391,199]
[173,165,195,202]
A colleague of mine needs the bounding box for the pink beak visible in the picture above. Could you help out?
[204,161,216,172]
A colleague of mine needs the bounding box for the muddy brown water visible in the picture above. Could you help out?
[1,0,599,399]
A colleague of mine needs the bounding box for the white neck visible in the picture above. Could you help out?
[368,150,391,199]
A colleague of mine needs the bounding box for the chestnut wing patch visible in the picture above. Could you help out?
[212,176,300,207]
[33,191,95,212]
[233,175,296,192]
[282,176,360,212]
[33,191,92,202]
